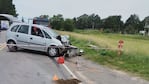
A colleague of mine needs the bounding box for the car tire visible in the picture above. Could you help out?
[47,46,59,57]
[7,41,17,52]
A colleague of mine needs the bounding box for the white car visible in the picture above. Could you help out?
[6,23,65,57]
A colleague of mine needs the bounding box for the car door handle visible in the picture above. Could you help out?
[16,35,19,37]
[30,37,33,40]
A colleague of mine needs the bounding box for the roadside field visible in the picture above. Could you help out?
[58,30,149,80]
[59,30,149,56]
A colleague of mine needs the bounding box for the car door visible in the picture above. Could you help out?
[28,26,46,51]
[15,25,30,49]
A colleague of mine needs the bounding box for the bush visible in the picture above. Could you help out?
[63,19,75,31]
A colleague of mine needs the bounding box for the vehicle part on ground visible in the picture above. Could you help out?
[65,46,82,57]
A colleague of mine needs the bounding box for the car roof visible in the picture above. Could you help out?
[12,23,47,29]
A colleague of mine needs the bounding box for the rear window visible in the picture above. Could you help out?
[11,25,19,32]
[18,25,29,34]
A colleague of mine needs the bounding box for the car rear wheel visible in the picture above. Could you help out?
[7,41,17,52]
[47,46,59,57]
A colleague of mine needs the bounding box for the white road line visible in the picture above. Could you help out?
[54,57,77,78]
[54,57,82,83]
[62,63,83,84]
[0,43,6,50]
[63,57,96,84]
[62,64,77,79]
[76,71,95,84]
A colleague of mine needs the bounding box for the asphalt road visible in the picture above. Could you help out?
[0,30,149,84]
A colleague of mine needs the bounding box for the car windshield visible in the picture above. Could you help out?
[44,27,59,38]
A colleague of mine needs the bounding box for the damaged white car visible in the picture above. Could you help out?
[6,23,82,57]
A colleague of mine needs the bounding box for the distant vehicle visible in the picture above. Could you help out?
[6,23,81,57]
[33,17,50,27]
[0,14,20,30]
[139,30,145,35]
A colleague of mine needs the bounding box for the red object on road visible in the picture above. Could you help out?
[57,56,64,64]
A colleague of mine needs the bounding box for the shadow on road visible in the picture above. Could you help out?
[15,49,48,56]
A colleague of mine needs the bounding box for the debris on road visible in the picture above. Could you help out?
[53,74,59,81]
[55,79,81,84]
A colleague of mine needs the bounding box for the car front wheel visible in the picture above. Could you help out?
[47,46,59,57]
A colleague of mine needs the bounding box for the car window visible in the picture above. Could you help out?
[44,27,59,38]
[10,25,19,32]
[43,30,51,39]
[18,25,29,34]
[31,26,44,37]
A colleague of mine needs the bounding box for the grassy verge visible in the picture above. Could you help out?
[58,30,149,80]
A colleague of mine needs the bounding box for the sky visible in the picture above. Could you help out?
[13,0,149,22]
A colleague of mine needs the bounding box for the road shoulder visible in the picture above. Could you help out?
[65,56,149,84]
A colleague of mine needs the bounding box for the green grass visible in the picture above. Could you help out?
[58,30,149,80]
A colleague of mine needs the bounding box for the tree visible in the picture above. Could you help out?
[124,14,140,34]
[143,16,149,29]
[0,0,17,16]
[63,19,75,31]
[49,14,64,30]
[73,17,77,28]
[102,15,124,33]
[39,15,49,19]
[88,14,101,29]
[76,14,89,29]
[142,16,149,35]
[75,13,101,29]
[94,15,101,29]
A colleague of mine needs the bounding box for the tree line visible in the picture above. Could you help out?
[49,14,149,34]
